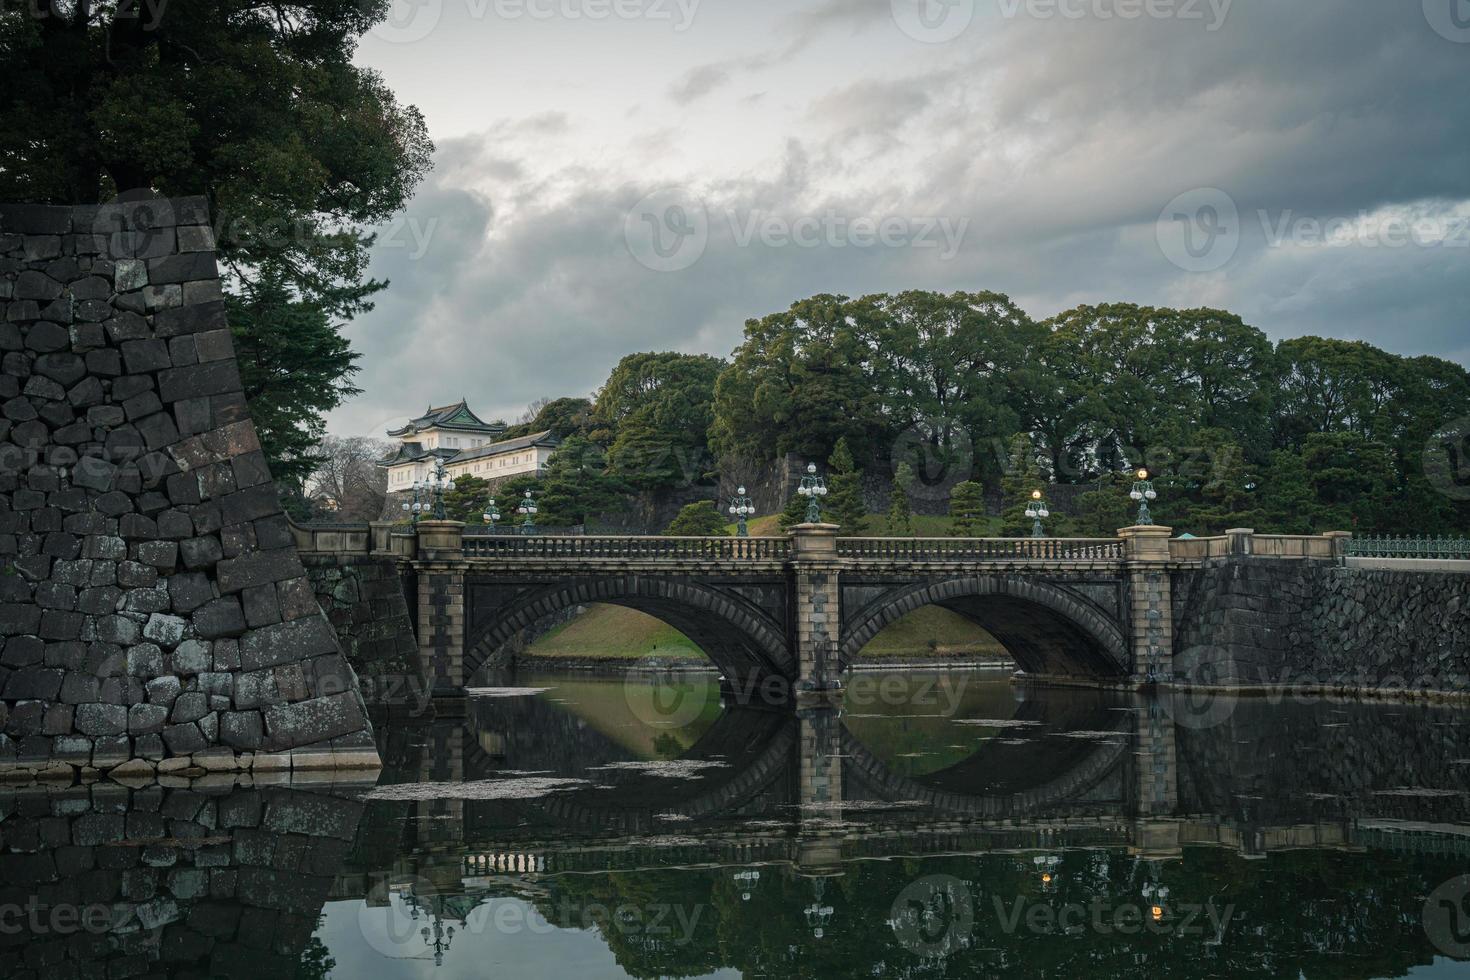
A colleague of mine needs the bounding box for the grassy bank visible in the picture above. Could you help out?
[525,603,1009,662]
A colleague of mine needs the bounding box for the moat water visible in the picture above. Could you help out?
[5,670,1470,979]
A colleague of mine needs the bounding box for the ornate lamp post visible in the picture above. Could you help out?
[803,878,834,940]
[1024,489,1050,538]
[482,495,501,529]
[733,869,761,901]
[796,463,828,524]
[728,485,754,537]
[517,489,538,535]
[402,480,427,525]
[1130,468,1158,526]
[428,458,457,520]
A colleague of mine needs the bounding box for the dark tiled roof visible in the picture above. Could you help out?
[386,399,504,437]
[376,442,459,467]
[447,430,559,464]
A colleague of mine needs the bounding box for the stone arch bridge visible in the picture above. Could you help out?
[290,521,1428,699]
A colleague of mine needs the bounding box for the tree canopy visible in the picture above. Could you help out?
[0,0,433,483]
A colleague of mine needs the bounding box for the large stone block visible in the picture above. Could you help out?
[263,692,367,750]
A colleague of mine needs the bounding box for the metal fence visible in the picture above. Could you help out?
[462,535,792,561]
[836,537,1124,562]
[1347,536,1470,560]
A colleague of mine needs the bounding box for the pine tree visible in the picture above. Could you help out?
[778,487,810,532]
[888,463,915,536]
[999,434,1048,536]
[826,438,867,535]
[442,475,491,524]
[664,501,730,536]
[948,481,987,537]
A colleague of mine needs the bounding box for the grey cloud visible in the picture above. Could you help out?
[329,3,1470,437]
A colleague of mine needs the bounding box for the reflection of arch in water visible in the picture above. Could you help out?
[840,692,1135,818]
[459,698,798,834]
[464,575,793,684]
[841,576,1129,678]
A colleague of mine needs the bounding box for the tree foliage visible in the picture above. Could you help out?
[888,463,915,537]
[664,501,729,536]
[825,438,866,535]
[595,352,724,491]
[0,1,433,481]
[537,437,627,527]
[947,481,987,537]
[708,291,1470,536]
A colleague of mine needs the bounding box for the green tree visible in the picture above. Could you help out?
[825,438,866,535]
[854,290,1033,486]
[664,501,730,536]
[537,438,627,527]
[947,481,987,537]
[1071,473,1135,536]
[999,435,1048,536]
[888,463,915,536]
[778,488,810,531]
[711,294,882,461]
[442,474,491,524]
[0,1,433,479]
[595,352,724,490]
[229,270,359,484]
[500,397,594,441]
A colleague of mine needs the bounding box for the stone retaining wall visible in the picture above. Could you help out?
[1172,557,1470,693]
[301,554,421,705]
[0,780,367,978]
[0,198,379,779]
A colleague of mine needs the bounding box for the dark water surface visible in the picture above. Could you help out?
[5,670,1470,978]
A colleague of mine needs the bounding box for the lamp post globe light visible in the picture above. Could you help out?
[429,458,457,521]
[728,485,754,537]
[517,489,538,535]
[403,480,427,525]
[1130,468,1158,526]
[1025,489,1050,539]
[483,496,501,528]
[796,463,828,524]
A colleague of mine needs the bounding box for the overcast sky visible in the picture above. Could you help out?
[332,0,1470,438]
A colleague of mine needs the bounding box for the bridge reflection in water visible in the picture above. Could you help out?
[4,675,1470,978]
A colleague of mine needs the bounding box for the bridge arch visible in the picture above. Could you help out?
[464,574,795,683]
[840,575,1129,678]
[840,726,1131,817]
